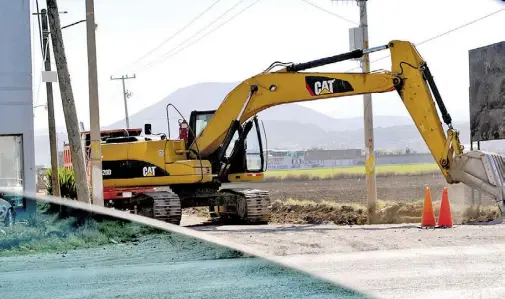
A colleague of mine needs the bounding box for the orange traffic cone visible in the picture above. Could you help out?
[420,186,436,228]
[437,187,453,228]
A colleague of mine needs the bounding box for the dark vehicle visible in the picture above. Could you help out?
[0,182,22,227]
[0,196,14,227]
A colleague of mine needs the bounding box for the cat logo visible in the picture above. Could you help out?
[143,166,156,177]
[315,79,336,95]
[305,76,354,96]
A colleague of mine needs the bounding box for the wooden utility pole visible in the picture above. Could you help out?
[86,0,104,206]
[46,0,91,203]
[358,0,377,224]
[331,0,376,223]
[110,74,136,129]
[38,9,60,197]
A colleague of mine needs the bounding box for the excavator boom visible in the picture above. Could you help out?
[190,40,505,212]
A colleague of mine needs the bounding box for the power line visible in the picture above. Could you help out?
[137,0,255,72]
[142,0,261,72]
[137,0,248,71]
[346,8,505,72]
[113,0,223,75]
[301,0,358,25]
[416,8,504,46]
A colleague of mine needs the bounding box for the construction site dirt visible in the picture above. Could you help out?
[218,174,499,225]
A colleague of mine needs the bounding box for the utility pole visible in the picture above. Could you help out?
[46,0,91,203]
[110,74,136,128]
[34,9,60,197]
[331,0,376,223]
[86,0,104,207]
[358,0,377,224]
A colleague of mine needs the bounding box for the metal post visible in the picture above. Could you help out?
[85,0,104,206]
[358,0,377,224]
[40,9,61,197]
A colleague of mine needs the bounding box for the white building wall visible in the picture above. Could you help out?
[0,0,36,215]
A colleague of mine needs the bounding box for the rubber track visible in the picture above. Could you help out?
[150,191,182,225]
[224,189,271,224]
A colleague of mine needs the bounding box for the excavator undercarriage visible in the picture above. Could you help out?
[105,184,271,225]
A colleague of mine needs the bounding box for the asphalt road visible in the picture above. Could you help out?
[2,214,505,299]
[0,233,368,299]
[192,219,505,299]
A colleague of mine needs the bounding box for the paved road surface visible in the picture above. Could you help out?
[0,233,367,299]
[192,219,505,298]
[2,213,505,298]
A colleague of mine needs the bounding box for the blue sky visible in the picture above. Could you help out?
[31,0,505,134]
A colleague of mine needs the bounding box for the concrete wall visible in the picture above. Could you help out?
[264,153,435,170]
[0,0,36,216]
[374,154,436,165]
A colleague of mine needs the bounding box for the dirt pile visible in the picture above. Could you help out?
[183,198,501,226]
[270,200,367,225]
[269,199,502,225]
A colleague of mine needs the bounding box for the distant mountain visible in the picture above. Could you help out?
[33,82,505,166]
[106,82,345,135]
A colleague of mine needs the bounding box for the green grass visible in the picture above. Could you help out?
[0,205,166,256]
[264,163,440,181]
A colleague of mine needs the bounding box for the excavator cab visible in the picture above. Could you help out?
[187,110,266,183]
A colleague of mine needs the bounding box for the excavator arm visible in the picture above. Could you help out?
[190,40,505,212]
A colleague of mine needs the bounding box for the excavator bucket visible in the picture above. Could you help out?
[450,150,505,213]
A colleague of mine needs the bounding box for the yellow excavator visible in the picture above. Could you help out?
[95,40,505,225]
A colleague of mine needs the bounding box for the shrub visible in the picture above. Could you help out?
[45,167,77,200]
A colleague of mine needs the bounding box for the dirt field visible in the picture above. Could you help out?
[238,174,493,205]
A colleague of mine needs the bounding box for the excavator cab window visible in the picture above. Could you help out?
[195,114,213,137]
[225,116,265,175]
[187,110,216,148]
[245,119,263,172]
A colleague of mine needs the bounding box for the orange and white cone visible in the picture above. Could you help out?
[420,186,436,228]
[437,187,453,228]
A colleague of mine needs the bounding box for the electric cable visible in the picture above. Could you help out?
[301,0,358,25]
[136,0,260,72]
[112,0,223,75]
